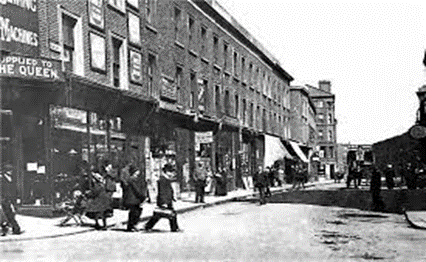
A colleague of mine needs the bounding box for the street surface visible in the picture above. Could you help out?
[2,197,426,261]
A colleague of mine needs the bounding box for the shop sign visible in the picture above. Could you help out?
[0,0,39,56]
[0,55,64,81]
[129,50,142,84]
[88,0,104,29]
[195,131,213,144]
[160,76,177,101]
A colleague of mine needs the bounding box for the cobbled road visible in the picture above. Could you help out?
[2,198,426,261]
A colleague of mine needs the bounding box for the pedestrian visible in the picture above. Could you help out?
[101,160,116,218]
[265,167,272,197]
[370,166,385,211]
[215,167,228,196]
[346,162,358,189]
[253,166,267,205]
[84,167,112,230]
[121,165,147,232]
[1,164,21,236]
[194,163,207,203]
[384,164,395,190]
[144,164,181,232]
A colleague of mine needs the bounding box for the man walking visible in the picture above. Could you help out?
[253,166,267,205]
[144,164,181,232]
[194,163,206,203]
[121,165,147,232]
[370,166,385,211]
[1,164,21,236]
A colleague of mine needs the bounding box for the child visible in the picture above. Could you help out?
[58,190,87,227]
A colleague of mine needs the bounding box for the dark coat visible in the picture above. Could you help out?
[215,171,227,196]
[122,175,146,208]
[253,171,268,187]
[84,177,112,218]
[157,176,174,207]
[370,169,382,192]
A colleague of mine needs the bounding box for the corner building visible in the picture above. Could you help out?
[0,0,293,215]
[306,81,337,179]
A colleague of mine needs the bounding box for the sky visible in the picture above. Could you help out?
[216,0,426,144]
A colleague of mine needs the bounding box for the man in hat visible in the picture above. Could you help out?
[144,164,181,232]
[1,164,21,236]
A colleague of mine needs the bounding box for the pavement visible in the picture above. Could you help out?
[0,179,338,242]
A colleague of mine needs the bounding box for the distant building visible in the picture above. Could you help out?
[306,81,337,179]
[290,86,317,176]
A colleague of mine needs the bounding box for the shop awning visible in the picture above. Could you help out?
[289,141,309,163]
[264,134,293,167]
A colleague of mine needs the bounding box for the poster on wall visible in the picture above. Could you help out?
[88,0,104,29]
[0,0,39,56]
[129,50,142,84]
[128,12,141,46]
[89,32,106,72]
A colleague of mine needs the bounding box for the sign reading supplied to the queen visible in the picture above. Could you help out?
[0,55,64,81]
[0,0,39,56]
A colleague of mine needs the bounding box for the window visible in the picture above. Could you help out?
[201,26,207,55]
[109,0,125,12]
[241,57,245,81]
[223,42,228,69]
[213,34,218,63]
[145,0,155,24]
[233,51,238,76]
[242,99,246,125]
[317,101,324,108]
[215,85,221,114]
[62,14,76,73]
[190,91,195,108]
[318,130,323,139]
[188,17,194,43]
[225,90,230,115]
[148,54,156,95]
[329,146,334,158]
[320,146,326,158]
[328,130,333,141]
[112,37,122,87]
[175,66,183,103]
[190,72,196,108]
[128,12,141,46]
[174,7,181,40]
[318,113,324,121]
[249,102,254,126]
[235,94,239,117]
[328,113,333,124]
[248,63,253,83]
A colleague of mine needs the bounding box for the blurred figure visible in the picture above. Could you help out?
[1,164,21,236]
[194,163,207,203]
[384,164,395,190]
[370,166,385,211]
[215,167,227,196]
[253,166,267,205]
[121,165,147,232]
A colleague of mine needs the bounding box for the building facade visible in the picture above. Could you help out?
[306,81,337,179]
[289,86,317,176]
[0,0,294,214]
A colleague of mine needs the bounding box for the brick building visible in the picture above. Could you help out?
[306,81,337,179]
[0,0,294,213]
[289,86,317,176]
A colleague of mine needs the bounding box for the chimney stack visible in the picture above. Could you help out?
[319,81,331,93]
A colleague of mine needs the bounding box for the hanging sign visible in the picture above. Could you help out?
[0,55,64,81]
[129,50,142,84]
[0,0,39,56]
[88,0,104,29]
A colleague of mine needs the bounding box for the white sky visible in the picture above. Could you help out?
[216,0,426,144]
